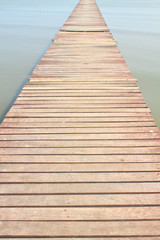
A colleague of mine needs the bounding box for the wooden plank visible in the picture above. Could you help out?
[0,193,160,206]
[26,81,136,84]
[16,96,145,101]
[13,102,147,107]
[23,87,140,90]
[0,221,160,237]
[1,147,160,155]
[1,139,160,148]
[0,207,160,221]
[30,79,137,83]
[0,154,159,163]
[7,112,151,118]
[18,91,141,100]
[19,92,141,97]
[0,172,159,183]
[0,182,160,194]
[1,162,160,172]
[3,117,154,123]
[9,108,150,113]
[0,127,158,135]
[20,89,140,93]
[0,238,157,240]
[1,121,156,128]
[15,98,145,103]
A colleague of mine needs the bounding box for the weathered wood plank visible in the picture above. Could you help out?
[0,172,159,183]
[1,147,160,155]
[3,117,155,123]
[9,108,150,113]
[1,139,160,148]
[0,154,160,163]
[0,221,160,237]
[1,162,160,172]
[7,112,151,118]
[0,154,159,163]
[1,121,156,128]
[0,182,159,194]
[13,104,147,108]
[0,127,158,135]
[15,98,145,103]
[0,193,160,206]
[0,207,160,221]
[0,238,158,240]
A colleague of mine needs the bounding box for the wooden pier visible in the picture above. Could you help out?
[0,0,160,238]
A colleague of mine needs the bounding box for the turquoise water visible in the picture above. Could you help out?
[98,0,160,127]
[0,0,78,122]
[0,0,160,127]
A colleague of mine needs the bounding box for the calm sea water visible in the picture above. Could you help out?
[0,0,160,127]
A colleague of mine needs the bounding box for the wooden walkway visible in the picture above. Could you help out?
[0,0,160,238]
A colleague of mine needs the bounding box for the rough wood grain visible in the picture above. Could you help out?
[0,221,160,237]
[0,193,160,207]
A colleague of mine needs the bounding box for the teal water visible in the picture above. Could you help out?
[0,0,78,122]
[98,0,160,127]
[0,0,160,127]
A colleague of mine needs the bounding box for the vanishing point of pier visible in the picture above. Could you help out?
[0,0,160,238]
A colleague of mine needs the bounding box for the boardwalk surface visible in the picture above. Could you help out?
[0,0,160,238]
